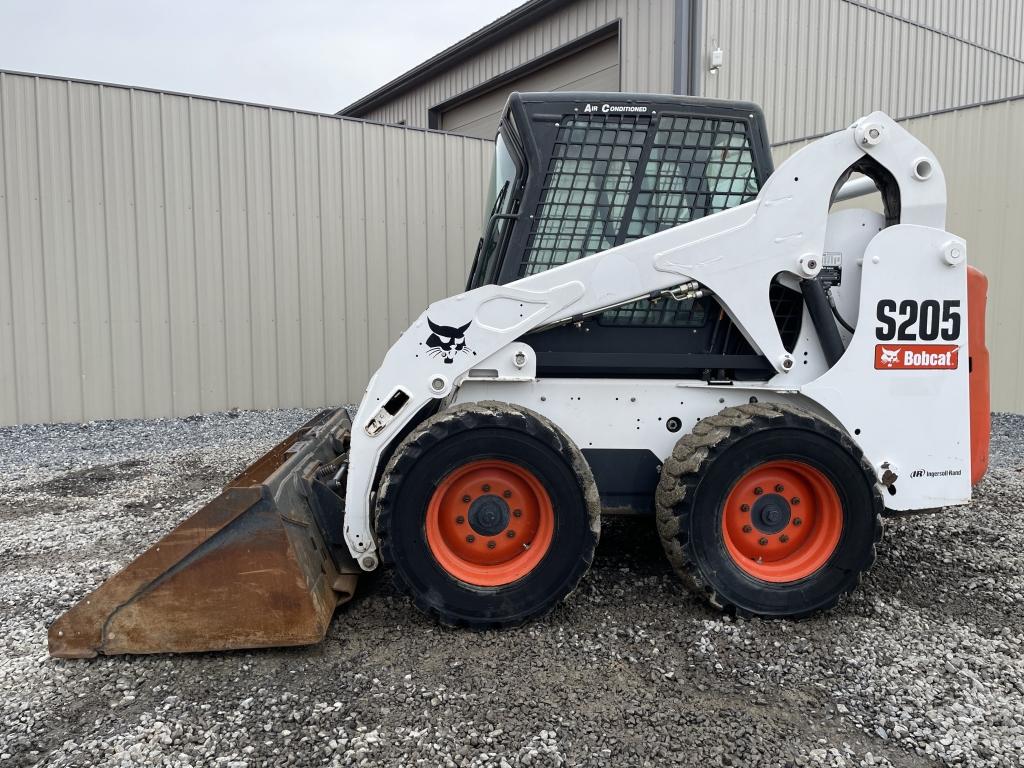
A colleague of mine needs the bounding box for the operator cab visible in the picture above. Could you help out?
[468,92,801,382]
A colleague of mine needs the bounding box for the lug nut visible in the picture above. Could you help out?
[791,497,800,505]
[482,484,491,492]
[455,516,465,524]
[466,534,476,543]
[793,518,802,526]
[462,495,471,503]
[487,540,496,549]
[758,537,769,546]
[506,530,516,538]
[779,534,790,543]
[740,503,750,512]
[775,484,784,492]
[503,490,512,498]
[753,486,763,495]
[513,509,522,518]
[742,524,753,533]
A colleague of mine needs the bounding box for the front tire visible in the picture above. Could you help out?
[376,402,600,627]
[656,403,883,618]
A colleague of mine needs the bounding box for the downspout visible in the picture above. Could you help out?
[674,0,703,96]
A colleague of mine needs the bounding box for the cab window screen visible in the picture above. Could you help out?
[517,112,761,327]
[624,117,758,239]
[602,117,758,326]
[519,114,651,276]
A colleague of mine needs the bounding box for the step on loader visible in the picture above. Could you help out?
[49,92,990,657]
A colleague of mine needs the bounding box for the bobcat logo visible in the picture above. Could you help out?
[425,318,473,364]
[879,347,902,367]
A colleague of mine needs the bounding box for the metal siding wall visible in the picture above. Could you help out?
[700,0,1024,144]
[0,71,492,425]
[858,0,1024,60]
[772,99,1024,413]
[359,0,678,130]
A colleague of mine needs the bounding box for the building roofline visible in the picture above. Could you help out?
[0,68,494,141]
[337,0,570,117]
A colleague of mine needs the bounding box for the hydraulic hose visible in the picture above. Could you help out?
[801,278,845,368]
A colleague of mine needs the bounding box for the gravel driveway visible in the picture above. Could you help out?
[2,409,1023,767]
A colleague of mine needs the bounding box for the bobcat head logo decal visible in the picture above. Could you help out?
[426,318,473,364]
[879,347,902,367]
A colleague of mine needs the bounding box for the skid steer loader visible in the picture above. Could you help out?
[49,92,990,658]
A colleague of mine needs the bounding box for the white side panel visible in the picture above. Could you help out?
[803,225,972,509]
[454,379,809,461]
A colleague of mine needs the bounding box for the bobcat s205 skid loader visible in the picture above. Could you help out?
[49,93,990,658]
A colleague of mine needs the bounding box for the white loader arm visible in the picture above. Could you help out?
[342,112,952,568]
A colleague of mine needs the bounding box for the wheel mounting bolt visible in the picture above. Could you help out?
[775,484,784,492]
[455,516,465,525]
[503,490,512,498]
[513,509,522,518]
[482,484,491,492]
[793,517,802,526]
[740,503,750,512]
[506,530,515,538]
[758,537,769,546]
[753,486,763,495]
[779,534,790,543]
[466,534,475,543]
[791,497,800,505]
[742,524,753,533]
[462,495,471,503]
[487,540,496,549]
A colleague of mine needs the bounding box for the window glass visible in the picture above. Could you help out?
[485,133,519,218]
[476,132,522,285]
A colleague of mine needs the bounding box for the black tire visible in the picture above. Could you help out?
[655,402,883,618]
[376,401,600,627]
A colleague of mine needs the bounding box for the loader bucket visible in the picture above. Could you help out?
[48,408,358,658]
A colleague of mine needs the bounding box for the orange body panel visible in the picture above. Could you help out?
[967,266,990,485]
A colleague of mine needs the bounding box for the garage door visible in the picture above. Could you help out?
[439,35,620,140]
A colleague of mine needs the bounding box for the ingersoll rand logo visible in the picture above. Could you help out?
[874,344,959,370]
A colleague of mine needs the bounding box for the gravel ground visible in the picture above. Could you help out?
[2,409,1023,768]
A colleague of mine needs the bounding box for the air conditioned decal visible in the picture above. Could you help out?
[581,103,649,114]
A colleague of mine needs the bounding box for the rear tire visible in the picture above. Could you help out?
[655,402,883,618]
[376,401,600,627]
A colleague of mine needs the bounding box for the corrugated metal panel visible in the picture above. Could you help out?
[773,98,1024,413]
[700,0,1024,144]
[0,71,492,425]
[358,0,678,131]
[858,0,1024,61]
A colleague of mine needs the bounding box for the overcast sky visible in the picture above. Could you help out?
[0,0,524,113]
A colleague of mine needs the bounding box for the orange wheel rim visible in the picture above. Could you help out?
[721,460,843,583]
[425,459,555,587]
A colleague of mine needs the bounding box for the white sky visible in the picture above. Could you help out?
[0,0,525,113]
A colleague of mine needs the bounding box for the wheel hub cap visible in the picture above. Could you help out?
[751,493,791,534]
[468,494,510,536]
